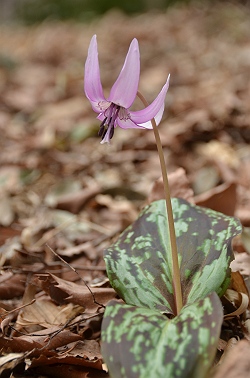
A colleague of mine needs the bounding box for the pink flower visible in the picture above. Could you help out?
[84,35,170,143]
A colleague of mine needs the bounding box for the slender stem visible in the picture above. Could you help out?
[137,91,183,315]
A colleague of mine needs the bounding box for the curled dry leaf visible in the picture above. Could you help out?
[224,289,249,320]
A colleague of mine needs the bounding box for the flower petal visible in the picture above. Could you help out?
[108,39,140,109]
[130,74,170,125]
[117,117,144,129]
[84,35,106,112]
[138,102,165,129]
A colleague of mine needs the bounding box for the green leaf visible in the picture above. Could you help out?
[102,292,223,378]
[104,199,242,315]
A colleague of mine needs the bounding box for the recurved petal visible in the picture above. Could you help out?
[117,117,144,129]
[130,74,170,125]
[108,39,140,109]
[84,35,106,111]
[137,103,165,129]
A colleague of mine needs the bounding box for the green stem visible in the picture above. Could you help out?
[137,91,183,315]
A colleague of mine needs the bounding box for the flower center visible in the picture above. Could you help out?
[98,103,121,143]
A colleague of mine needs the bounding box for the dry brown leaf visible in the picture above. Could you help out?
[0,272,26,299]
[194,182,237,216]
[0,328,82,355]
[15,284,84,333]
[230,271,249,297]
[147,168,194,204]
[213,340,250,378]
[33,274,117,313]
[29,340,103,369]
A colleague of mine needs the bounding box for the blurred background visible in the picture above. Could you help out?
[0,0,249,23]
[0,0,250,235]
[0,0,204,22]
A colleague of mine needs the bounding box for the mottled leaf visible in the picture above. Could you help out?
[104,199,242,314]
[102,292,223,378]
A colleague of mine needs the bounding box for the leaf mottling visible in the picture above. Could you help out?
[104,198,242,313]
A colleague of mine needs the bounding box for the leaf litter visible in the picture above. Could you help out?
[1,2,250,377]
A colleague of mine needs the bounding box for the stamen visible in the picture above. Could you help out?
[98,118,107,137]
[109,125,115,139]
[98,103,121,143]
[101,128,108,140]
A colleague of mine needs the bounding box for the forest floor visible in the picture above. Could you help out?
[1,2,250,377]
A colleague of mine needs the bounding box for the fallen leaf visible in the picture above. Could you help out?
[15,284,84,333]
[213,340,250,378]
[0,328,82,355]
[29,340,103,369]
[195,182,237,216]
[33,274,117,313]
[147,167,194,204]
[0,272,26,299]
